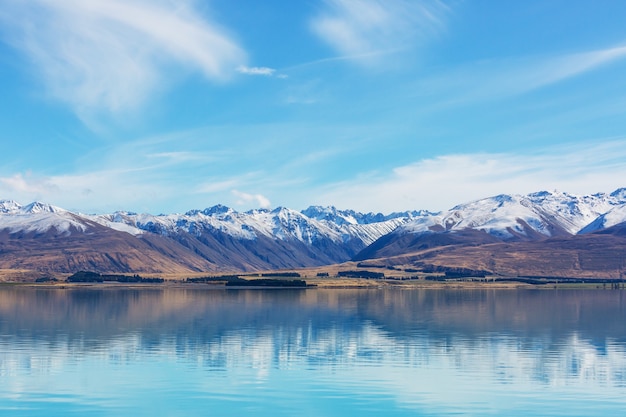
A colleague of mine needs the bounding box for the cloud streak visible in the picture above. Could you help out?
[311,0,448,64]
[0,169,162,213]
[0,0,245,114]
[0,138,626,213]
[315,139,626,212]
[232,190,271,209]
[0,173,60,196]
[422,44,626,107]
[236,65,276,76]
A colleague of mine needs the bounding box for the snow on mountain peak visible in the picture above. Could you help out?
[439,193,551,238]
[85,212,145,236]
[610,188,626,201]
[183,204,234,217]
[201,204,233,216]
[266,207,329,242]
[527,190,552,198]
[528,190,621,234]
[0,200,22,214]
[526,190,563,202]
[0,201,87,235]
[301,205,427,226]
[301,206,360,225]
[3,188,626,249]
[21,201,64,214]
[579,203,626,234]
[398,188,626,239]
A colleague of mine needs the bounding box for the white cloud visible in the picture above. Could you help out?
[536,45,626,87]
[2,138,626,215]
[0,173,59,197]
[422,45,626,107]
[315,139,626,213]
[311,0,448,63]
[236,65,276,76]
[232,190,271,209]
[0,165,272,214]
[0,169,162,213]
[196,180,240,194]
[145,152,208,164]
[0,0,245,114]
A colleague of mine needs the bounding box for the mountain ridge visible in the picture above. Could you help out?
[1,188,626,278]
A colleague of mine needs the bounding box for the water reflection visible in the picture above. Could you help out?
[1,287,625,416]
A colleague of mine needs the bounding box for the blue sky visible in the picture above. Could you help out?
[1,0,626,214]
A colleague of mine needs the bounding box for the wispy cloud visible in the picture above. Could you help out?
[0,167,275,214]
[3,137,626,214]
[534,45,626,88]
[236,65,276,76]
[315,139,626,212]
[0,124,278,213]
[145,152,210,164]
[0,169,164,213]
[283,79,327,104]
[0,173,60,196]
[423,45,626,106]
[196,180,240,194]
[311,0,449,64]
[0,0,245,114]
[232,190,271,209]
[0,129,235,212]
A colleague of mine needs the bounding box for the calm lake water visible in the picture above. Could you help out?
[1,286,625,416]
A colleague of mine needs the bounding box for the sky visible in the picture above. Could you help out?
[1,0,626,215]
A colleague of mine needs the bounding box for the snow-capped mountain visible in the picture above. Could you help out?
[578,203,626,234]
[396,189,626,240]
[0,200,64,214]
[2,188,626,275]
[301,206,433,226]
[0,200,88,236]
[0,200,424,273]
[0,200,22,214]
[88,205,419,247]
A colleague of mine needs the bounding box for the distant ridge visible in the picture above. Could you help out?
[1,188,626,279]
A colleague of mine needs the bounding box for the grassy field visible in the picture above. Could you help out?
[1,264,623,290]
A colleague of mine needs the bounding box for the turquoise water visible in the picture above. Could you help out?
[1,287,625,416]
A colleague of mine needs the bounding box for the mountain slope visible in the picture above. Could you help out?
[0,201,416,274]
[578,203,626,234]
[398,190,626,240]
[362,232,626,279]
[352,189,626,278]
[0,218,217,274]
[2,188,626,277]
[85,205,417,270]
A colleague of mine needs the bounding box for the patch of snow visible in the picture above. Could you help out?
[598,204,626,229]
[0,212,87,235]
[3,189,626,246]
[20,201,65,214]
[0,200,22,214]
[579,203,626,234]
[85,213,145,236]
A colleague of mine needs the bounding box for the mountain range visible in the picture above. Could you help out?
[1,188,626,280]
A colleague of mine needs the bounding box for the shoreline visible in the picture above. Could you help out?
[1,279,622,290]
[2,268,624,290]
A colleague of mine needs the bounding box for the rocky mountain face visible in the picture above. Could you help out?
[1,188,626,277]
[0,201,420,274]
[353,189,626,279]
[395,189,626,239]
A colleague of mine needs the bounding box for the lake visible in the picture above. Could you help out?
[1,286,625,416]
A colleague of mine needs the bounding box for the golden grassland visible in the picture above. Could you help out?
[1,270,618,291]
[2,256,624,290]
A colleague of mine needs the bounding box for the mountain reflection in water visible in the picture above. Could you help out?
[1,287,625,416]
